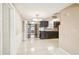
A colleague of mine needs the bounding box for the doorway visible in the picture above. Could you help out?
[27,21,39,39]
[2,4,16,55]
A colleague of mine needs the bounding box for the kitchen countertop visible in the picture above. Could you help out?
[39,27,58,31]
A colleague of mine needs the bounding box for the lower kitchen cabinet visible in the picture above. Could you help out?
[40,31,58,39]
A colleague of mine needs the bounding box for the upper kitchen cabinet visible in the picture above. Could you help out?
[40,21,48,27]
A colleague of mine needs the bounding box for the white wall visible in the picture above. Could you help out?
[59,4,79,55]
[9,5,23,54]
[15,10,23,54]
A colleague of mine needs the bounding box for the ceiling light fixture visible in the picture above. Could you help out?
[32,14,43,21]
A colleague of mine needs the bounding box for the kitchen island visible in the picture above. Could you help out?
[39,28,59,39]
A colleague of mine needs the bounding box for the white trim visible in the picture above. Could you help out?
[5,3,15,9]
[8,3,16,55]
[24,20,28,40]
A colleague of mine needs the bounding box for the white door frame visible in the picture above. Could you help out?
[2,3,16,54]
[7,4,16,54]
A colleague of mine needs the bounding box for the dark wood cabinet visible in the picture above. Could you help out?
[40,31,58,39]
[39,31,46,39]
[54,21,60,28]
[40,21,48,27]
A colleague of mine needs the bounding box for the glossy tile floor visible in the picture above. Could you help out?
[17,38,68,55]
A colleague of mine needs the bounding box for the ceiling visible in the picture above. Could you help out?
[14,3,72,19]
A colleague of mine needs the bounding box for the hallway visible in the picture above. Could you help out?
[1,3,79,55]
[17,39,68,55]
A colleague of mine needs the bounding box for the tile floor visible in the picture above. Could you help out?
[17,38,69,55]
